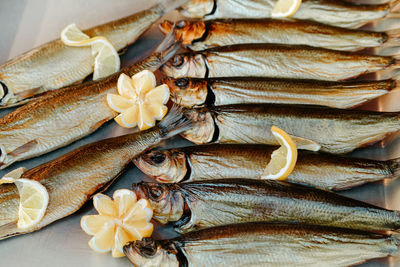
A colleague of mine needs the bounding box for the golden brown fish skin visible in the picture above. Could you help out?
[160,19,391,52]
[181,104,400,154]
[133,179,400,234]
[0,4,165,107]
[161,44,396,81]
[179,0,395,29]
[0,106,190,240]
[164,77,395,109]
[135,144,400,191]
[0,34,180,169]
[125,223,400,267]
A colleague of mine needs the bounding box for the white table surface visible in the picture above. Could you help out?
[1,0,400,266]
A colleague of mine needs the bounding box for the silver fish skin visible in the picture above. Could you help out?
[161,44,396,81]
[0,105,191,240]
[179,0,399,29]
[135,144,400,190]
[0,33,180,169]
[132,179,400,234]
[181,104,400,154]
[0,0,188,107]
[124,223,400,267]
[160,19,400,52]
[163,77,396,109]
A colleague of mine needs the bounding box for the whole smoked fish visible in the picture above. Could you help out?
[181,104,400,154]
[162,44,399,81]
[133,179,400,233]
[0,0,187,107]
[179,0,400,29]
[135,144,400,190]
[164,77,396,109]
[160,19,400,52]
[0,106,191,240]
[125,222,400,267]
[0,33,179,169]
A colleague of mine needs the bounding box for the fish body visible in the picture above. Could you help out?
[0,106,190,240]
[132,179,400,234]
[135,144,400,190]
[161,44,396,81]
[179,0,398,29]
[0,33,180,169]
[164,77,395,109]
[181,104,400,154]
[0,0,187,107]
[124,223,400,267]
[160,19,400,52]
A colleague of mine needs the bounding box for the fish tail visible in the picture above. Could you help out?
[389,157,400,179]
[0,222,19,241]
[154,24,181,64]
[158,104,192,140]
[157,0,190,14]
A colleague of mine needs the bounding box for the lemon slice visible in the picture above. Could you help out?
[81,189,153,258]
[107,71,170,130]
[14,179,49,230]
[61,23,120,80]
[262,126,298,180]
[0,168,49,229]
[271,0,302,18]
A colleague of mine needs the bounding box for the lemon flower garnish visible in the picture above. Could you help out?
[81,189,153,258]
[107,70,170,130]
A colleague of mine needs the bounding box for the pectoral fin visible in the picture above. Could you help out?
[289,135,321,151]
[8,140,38,157]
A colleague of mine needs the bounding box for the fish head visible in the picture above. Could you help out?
[133,182,185,224]
[124,238,179,267]
[0,81,14,108]
[134,149,187,183]
[161,53,207,79]
[181,107,215,144]
[179,0,214,18]
[159,20,206,46]
[163,77,208,108]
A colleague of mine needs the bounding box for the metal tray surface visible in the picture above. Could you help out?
[1,0,400,266]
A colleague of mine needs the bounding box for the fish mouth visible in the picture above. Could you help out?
[134,150,188,183]
[124,238,158,266]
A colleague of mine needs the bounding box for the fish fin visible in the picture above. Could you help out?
[2,167,27,180]
[0,222,20,241]
[8,140,38,157]
[90,118,110,132]
[158,105,193,140]
[153,24,181,62]
[15,87,41,99]
[157,0,190,14]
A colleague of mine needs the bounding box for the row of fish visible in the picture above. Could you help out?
[131,1,400,266]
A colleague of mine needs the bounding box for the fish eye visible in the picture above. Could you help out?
[150,152,166,164]
[177,20,187,29]
[171,55,184,68]
[175,78,189,88]
[149,185,164,200]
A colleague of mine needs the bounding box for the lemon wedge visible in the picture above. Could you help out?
[61,23,120,80]
[107,70,170,130]
[0,168,49,230]
[81,189,153,258]
[262,126,298,180]
[271,0,302,18]
[15,179,49,230]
